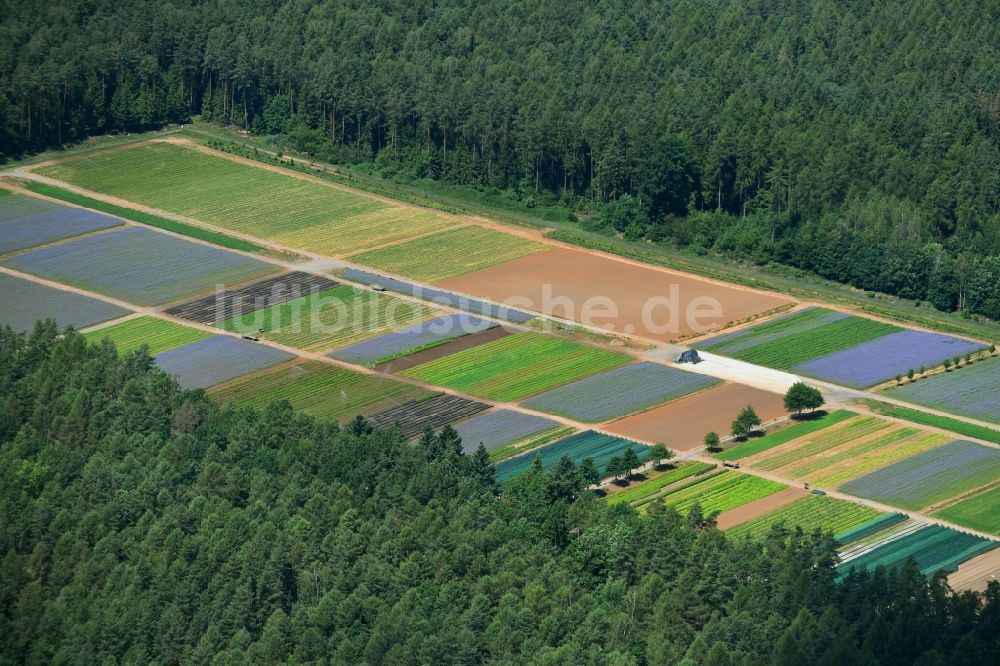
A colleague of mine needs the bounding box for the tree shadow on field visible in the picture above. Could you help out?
[790,409,829,422]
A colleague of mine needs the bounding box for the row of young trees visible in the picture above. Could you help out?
[1,0,998,319]
[4,321,1000,663]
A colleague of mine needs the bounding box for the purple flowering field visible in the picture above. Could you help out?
[0,194,121,255]
[2,226,278,305]
[886,356,1000,424]
[840,440,1000,509]
[330,312,496,364]
[521,361,719,422]
[0,272,129,333]
[452,409,561,453]
[155,335,295,389]
[794,330,985,388]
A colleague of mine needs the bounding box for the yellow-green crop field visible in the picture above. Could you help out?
[83,316,210,355]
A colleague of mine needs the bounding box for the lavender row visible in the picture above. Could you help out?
[2,226,278,306]
[331,312,496,364]
[522,361,719,422]
[155,335,294,389]
[794,329,985,388]
[452,409,561,454]
[342,268,534,322]
[0,195,120,254]
[0,273,129,333]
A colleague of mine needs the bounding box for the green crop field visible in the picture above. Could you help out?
[37,142,457,255]
[715,410,854,460]
[606,462,716,506]
[83,316,210,355]
[862,401,1000,445]
[400,332,631,401]
[806,432,948,488]
[698,309,898,369]
[657,471,786,516]
[748,416,891,472]
[218,285,443,352]
[726,496,881,540]
[209,360,431,422]
[933,485,1000,534]
[348,225,549,281]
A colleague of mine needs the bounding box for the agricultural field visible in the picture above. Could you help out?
[495,430,649,482]
[83,316,209,355]
[366,394,490,439]
[605,462,717,506]
[437,246,793,341]
[521,361,719,422]
[725,496,882,541]
[934,485,1000,534]
[695,306,984,388]
[694,307,899,368]
[331,313,495,365]
[37,141,458,255]
[165,272,340,325]
[154,335,295,389]
[400,332,631,401]
[0,272,130,333]
[885,356,1000,425]
[836,524,998,578]
[0,193,121,255]
[715,410,855,460]
[795,329,985,388]
[840,440,1000,510]
[208,360,430,422]
[606,383,788,451]
[655,471,786,517]
[217,284,443,353]
[742,414,950,488]
[348,225,548,282]
[861,401,1000,445]
[451,409,562,454]
[341,268,535,322]
[1,226,278,306]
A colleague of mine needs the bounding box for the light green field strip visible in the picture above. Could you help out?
[208,360,431,422]
[656,471,786,516]
[37,142,458,255]
[726,496,881,540]
[605,463,716,506]
[218,285,443,353]
[84,316,210,355]
[400,332,631,401]
[933,484,1000,534]
[348,225,549,282]
[747,416,890,472]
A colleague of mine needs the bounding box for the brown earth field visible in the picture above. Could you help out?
[947,548,1000,593]
[436,247,793,341]
[373,325,512,373]
[715,486,809,530]
[603,382,788,450]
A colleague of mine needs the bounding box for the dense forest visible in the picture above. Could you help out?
[1,321,1000,664]
[1,0,999,319]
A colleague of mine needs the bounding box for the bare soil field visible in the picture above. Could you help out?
[373,325,512,373]
[436,247,792,342]
[715,486,809,530]
[604,383,787,450]
[947,547,1000,592]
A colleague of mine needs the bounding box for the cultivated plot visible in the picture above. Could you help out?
[366,394,490,439]
[400,332,631,401]
[725,495,880,540]
[495,430,649,482]
[521,361,719,422]
[0,193,120,255]
[934,485,1000,535]
[715,410,855,461]
[605,463,716,507]
[840,440,1000,510]
[348,225,548,282]
[155,335,295,389]
[331,313,496,365]
[714,486,809,531]
[1,226,278,306]
[437,247,793,341]
[165,271,340,325]
[0,272,130,333]
[37,141,458,255]
[655,470,786,517]
[836,524,997,578]
[209,360,431,422]
[451,409,562,454]
[605,383,788,451]
[218,284,444,353]
[84,316,209,355]
[885,356,1000,425]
